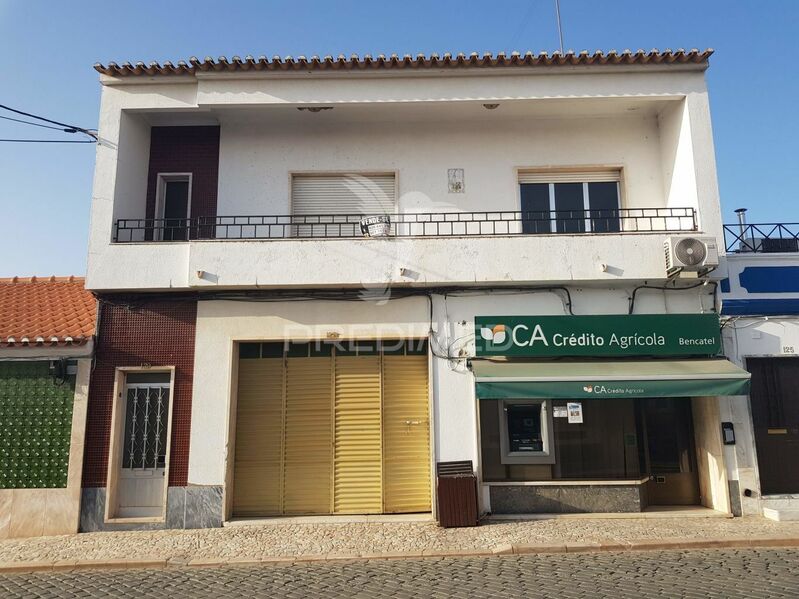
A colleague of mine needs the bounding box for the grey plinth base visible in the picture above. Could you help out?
[79,485,224,532]
[489,484,646,514]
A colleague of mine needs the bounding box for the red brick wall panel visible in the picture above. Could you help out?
[82,299,197,487]
[145,126,220,223]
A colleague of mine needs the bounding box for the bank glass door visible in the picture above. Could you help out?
[641,398,700,505]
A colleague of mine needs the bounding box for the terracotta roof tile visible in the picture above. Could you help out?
[0,276,96,347]
[95,48,713,77]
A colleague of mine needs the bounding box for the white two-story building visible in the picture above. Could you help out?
[81,49,750,531]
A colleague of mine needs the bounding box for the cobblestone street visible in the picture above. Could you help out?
[0,548,797,598]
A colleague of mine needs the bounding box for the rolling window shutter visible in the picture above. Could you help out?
[518,170,620,184]
[292,174,396,215]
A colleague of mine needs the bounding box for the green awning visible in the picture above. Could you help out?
[473,358,751,399]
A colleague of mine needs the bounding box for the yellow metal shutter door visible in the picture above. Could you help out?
[233,358,284,516]
[334,355,383,514]
[382,355,431,513]
[283,357,333,514]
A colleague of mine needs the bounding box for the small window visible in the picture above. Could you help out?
[499,399,554,464]
[156,174,192,241]
[122,373,171,470]
[291,173,396,237]
[519,170,621,234]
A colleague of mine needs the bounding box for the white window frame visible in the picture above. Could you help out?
[498,399,555,465]
[517,167,623,234]
[154,173,192,240]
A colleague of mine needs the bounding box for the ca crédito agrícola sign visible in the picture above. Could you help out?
[475,314,721,358]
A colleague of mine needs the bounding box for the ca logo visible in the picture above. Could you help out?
[480,324,507,344]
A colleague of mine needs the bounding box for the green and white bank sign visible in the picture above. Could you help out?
[475,314,721,358]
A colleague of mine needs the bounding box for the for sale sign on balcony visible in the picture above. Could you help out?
[475,314,721,358]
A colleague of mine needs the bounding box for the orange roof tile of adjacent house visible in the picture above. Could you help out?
[94,48,713,77]
[0,276,96,347]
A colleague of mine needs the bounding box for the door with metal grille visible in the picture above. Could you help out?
[117,373,171,518]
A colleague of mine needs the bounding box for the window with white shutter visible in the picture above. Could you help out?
[291,173,397,237]
[518,169,621,234]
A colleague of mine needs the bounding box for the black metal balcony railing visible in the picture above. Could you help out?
[724,223,799,253]
[113,207,697,243]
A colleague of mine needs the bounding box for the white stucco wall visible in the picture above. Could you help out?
[216,115,665,215]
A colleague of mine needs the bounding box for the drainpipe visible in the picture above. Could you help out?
[734,208,749,251]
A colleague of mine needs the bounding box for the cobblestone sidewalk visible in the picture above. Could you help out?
[1,516,799,565]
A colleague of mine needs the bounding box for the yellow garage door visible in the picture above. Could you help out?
[382,354,431,513]
[334,355,383,514]
[232,357,284,516]
[232,341,430,517]
[284,356,333,514]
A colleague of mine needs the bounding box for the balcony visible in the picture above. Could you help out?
[724,223,799,254]
[113,207,697,243]
[82,206,704,292]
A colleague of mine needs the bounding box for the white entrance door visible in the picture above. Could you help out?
[117,375,171,518]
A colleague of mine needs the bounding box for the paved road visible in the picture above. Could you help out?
[1,548,798,598]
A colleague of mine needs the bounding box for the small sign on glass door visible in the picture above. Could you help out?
[567,402,583,424]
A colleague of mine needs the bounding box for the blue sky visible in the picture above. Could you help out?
[1,0,797,276]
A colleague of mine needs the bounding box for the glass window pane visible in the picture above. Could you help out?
[126,372,171,384]
[122,384,170,470]
[553,183,585,233]
[588,182,620,232]
[261,342,285,358]
[163,180,190,241]
[520,183,551,234]
[239,343,261,359]
[507,404,543,452]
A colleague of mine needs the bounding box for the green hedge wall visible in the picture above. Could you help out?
[0,361,74,489]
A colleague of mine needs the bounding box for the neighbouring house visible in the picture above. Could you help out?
[82,48,751,531]
[720,211,799,521]
[0,276,95,538]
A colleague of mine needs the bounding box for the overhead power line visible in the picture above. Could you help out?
[0,138,96,143]
[555,0,565,53]
[0,114,76,132]
[0,103,97,142]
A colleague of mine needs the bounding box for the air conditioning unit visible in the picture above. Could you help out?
[664,236,719,275]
